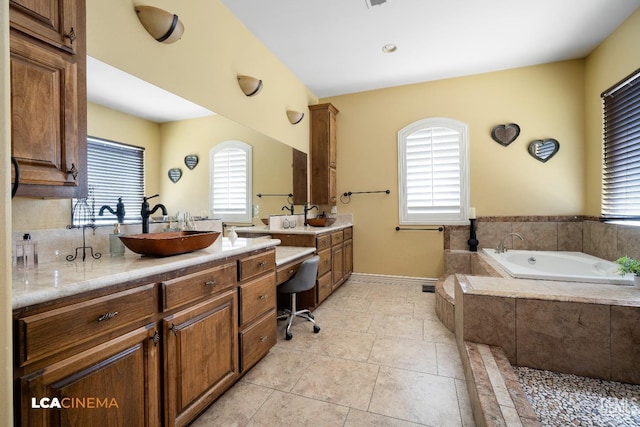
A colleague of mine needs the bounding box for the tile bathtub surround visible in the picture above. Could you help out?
[191,274,476,426]
[445,216,584,252]
[456,274,640,384]
[445,216,640,264]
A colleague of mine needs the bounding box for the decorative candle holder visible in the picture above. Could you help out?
[467,218,479,252]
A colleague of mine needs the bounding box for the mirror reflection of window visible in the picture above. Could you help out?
[72,137,145,225]
[210,141,253,222]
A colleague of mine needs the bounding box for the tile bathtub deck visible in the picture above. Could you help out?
[191,274,476,426]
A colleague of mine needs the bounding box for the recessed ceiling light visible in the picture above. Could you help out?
[382,44,397,53]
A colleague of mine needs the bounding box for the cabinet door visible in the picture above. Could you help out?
[10,31,82,195]
[163,289,238,427]
[19,324,160,427]
[332,244,344,290]
[310,103,339,205]
[344,238,353,279]
[10,0,78,53]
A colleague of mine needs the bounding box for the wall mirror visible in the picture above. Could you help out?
[86,58,307,225]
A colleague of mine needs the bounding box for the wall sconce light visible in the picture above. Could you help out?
[286,110,304,124]
[135,5,184,44]
[237,75,263,96]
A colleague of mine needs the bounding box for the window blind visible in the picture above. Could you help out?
[406,127,461,214]
[210,141,252,222]
[87,137,145,224]
[398,117,468,225]
[602,68,640,219]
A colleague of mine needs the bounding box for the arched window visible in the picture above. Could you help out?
[398,117,469,225]
[210,141,252,222]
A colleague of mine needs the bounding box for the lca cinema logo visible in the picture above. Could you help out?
[31,396,119,409]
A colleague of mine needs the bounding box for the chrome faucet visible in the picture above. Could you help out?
[496,233,524,253]
[303,203,318,226]
[141,194,167,233]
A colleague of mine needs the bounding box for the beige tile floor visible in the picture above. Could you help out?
[191,274,476,426]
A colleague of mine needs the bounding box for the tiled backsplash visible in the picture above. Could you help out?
[11,220,223,265]
[445,216,640,261]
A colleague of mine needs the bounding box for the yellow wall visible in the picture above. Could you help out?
[85,0,316,153]
[584,9,640,215]
[323,60,586,277]
[159,114,294,222]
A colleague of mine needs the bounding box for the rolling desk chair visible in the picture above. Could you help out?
[277,255,321,340]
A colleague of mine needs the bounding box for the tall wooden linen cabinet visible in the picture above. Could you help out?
[309,103,339,205]
[9,0,87,198]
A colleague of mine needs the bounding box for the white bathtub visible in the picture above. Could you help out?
[481,248,635,285]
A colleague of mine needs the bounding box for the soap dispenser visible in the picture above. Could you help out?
[109,223,125,256]
[228,226,238,245]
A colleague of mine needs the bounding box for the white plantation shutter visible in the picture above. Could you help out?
[210,141,252,222]
[398,118,469,225]
[601,68,640,220]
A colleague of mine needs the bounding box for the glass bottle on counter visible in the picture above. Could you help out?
[16,233,38,269]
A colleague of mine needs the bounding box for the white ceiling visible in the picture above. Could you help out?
[220,0,640,98]
[87,0,640,122]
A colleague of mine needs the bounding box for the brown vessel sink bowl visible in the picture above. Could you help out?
[119,231,221,257]
[306,217,336,227]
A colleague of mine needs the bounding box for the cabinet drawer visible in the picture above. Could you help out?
[344,227,353,240]
[318,248,331,277]
[240,310,276,372]
[17,284,155,366]
[162,262,237,310]
[316,234,331,251]
[317,272,333,303]
[276,256,312,285]
[331,230,344,246]
[238,250,275,282]
[239,274,276,326]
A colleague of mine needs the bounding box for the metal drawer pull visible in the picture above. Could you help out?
[67,163,78,180]
[66,27,77,44]
[97,311,119,322]
[258,261,267,267]
[150,330,160,347]
[259,336,268,342]
[259,294,267,300]
[204,280,216,286]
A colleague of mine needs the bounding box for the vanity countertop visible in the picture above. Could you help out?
[12,237,280,310]
[236,213,353,236]
[275,246,316,265]
[237,222,352,236]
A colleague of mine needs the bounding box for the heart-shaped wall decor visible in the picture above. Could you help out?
[528,139,559,163]
[168,168,182,183]
[491,123,520,146]
[184,154,199,170]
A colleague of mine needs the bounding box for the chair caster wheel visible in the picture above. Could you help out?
[285,332,293,340]
[313,325,321,334]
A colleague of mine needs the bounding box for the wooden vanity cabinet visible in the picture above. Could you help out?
[14,248,279,427]
[9,0,87,198]
[162,289,238,427]
[309,103,339,205]
[238,252,277,374]
[19,324,161,427]
[15,282,160,427]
